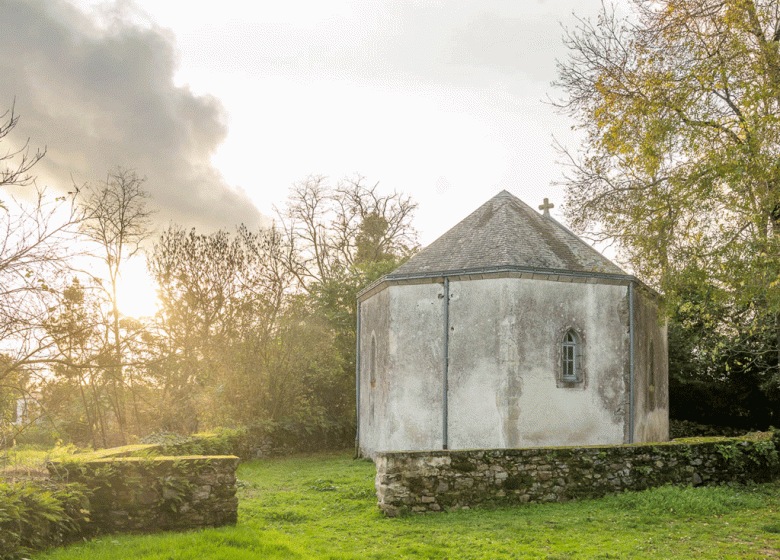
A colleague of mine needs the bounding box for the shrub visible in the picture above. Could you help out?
[146,427,251,459]
[8,424,66,448]
[248,417,355,454]
[0,480,91,560]
[137,420,355,460]
[670,419,755,439]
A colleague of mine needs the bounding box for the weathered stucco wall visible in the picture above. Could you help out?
[358,274,668,457]
[448,278,627,449]
[359,282,444,456]
[375,433,780,516]
[632,286,669,443]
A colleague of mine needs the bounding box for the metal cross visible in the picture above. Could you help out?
[539,198,554,216]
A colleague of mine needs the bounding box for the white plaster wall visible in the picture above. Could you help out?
[360,275,668,456]
[357,289,389,457]
[359,282,445,456]
[447,278,628,449]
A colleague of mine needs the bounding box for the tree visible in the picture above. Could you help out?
[79,167,154,442]
[42,277,116,447]
[147,225,302,431]
[554,0,780,397]
[0,108,80,394]
[278,175,418,291]
[144,177,419,438]
[0,101,45,195]
[148,226,244,431]
[277,176,419,425]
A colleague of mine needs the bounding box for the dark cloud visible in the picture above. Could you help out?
[0,0,265,231]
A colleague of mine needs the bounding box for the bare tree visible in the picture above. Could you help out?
[278,175,418,292]
[79,167,154,442]
[0,100,45,195]
[0,106,81,444]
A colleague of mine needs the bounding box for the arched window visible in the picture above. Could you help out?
[562,330,579,382]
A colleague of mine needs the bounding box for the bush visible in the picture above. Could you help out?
[670,419,755,439]
[0,480,91,560]
[248,417,355,455]
[138,427,251,460]
[137,420,355,460]
[7,424,65,448]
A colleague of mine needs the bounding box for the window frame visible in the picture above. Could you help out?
[562,330,578,382]
[556,327,586,388]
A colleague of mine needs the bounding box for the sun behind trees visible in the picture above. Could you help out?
[145,175,418,442]
[554,0,780,428]
[1,135,419,449]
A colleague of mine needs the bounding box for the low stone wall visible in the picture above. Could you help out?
[375,433,780,516]
[48,455,239,533]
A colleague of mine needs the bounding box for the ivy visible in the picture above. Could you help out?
[715,443,744,463]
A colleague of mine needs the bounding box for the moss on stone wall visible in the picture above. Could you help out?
[375,431,780,516]
[47,455,239,533]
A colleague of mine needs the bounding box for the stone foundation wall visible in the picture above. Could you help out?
[375,433,780,516]
[48,455,239,533]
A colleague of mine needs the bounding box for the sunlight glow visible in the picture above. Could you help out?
[116,256,159,319]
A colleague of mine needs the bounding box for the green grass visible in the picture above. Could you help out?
[35,452,780,559]
[1,443,87,479]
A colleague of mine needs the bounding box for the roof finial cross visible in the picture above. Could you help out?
[539,198,554,216]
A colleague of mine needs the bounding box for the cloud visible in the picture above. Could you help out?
[0,0,266,231]
[175,0,566,87]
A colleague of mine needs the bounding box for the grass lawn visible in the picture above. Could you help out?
[35,451,780,559]
[1,443,85,480]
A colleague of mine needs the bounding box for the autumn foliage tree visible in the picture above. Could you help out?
[555,0,780,425]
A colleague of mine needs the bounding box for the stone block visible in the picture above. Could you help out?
[192,485,211,502]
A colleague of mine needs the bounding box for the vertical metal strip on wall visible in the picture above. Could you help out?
[355,301,361,456]
[442,277,450,450]
[628,281,635,444]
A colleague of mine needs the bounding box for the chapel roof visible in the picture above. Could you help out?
[387,190,627,279]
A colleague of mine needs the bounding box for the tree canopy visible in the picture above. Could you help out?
[555,0,780,412]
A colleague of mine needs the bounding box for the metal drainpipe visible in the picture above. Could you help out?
[354,301,361,458]
[442,277,450,450]
[628,281,635,444]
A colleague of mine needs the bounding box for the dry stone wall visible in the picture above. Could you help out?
[375,433,780,516]
[48,455,239,533]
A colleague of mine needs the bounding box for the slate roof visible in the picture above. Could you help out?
[387,190,627,278]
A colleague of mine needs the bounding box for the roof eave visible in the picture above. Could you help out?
[357,265,660,302]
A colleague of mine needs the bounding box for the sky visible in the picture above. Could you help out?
[0,0,612,315]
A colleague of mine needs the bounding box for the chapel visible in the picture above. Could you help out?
[356,190,668,458]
